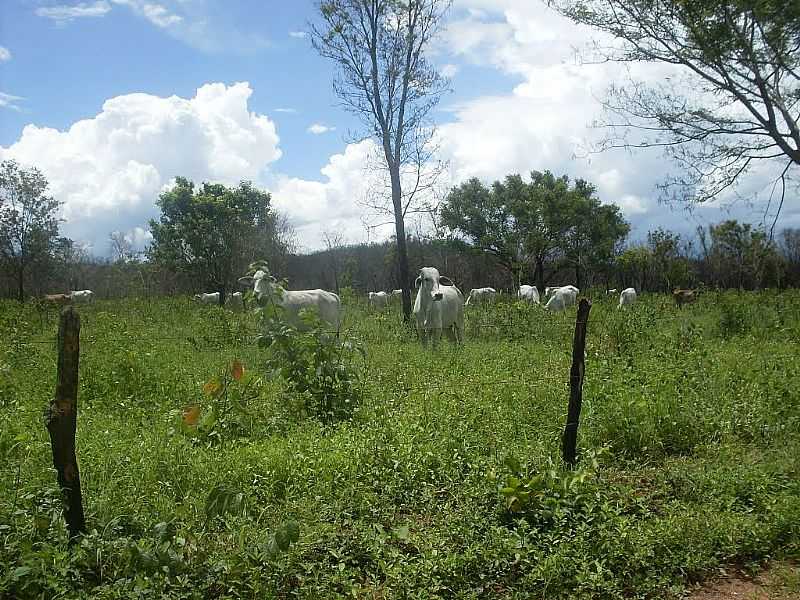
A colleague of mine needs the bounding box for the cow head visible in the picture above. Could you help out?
[238,269,278,299]
[415,267,454,303]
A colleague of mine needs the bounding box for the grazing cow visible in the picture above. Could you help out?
[545,285,579,312]
[44,293,72,305]
[465,287,497,306]
[193,292,220,305]
[545,286,560,297]
[368,291,390,309]
[413,267,464,346]
[606,288,618,295]
[618,287,637,308]
[226,291,244,312]
[69,290,94,303]
[239,270,341,330]
[518,285,540,304]
[673,288,698,309]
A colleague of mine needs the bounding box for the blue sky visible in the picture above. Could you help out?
[1,0,797,254]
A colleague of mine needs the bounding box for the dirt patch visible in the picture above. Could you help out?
[687,563,800,600]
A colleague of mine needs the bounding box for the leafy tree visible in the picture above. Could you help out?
[149,178,291,304]
[647,228,690,291]
[552,0,800,209]
[698,219,782,288]
[0,160,63,301]
[617,246,652,291]
[440,171,629,292]
[310,0,452,321]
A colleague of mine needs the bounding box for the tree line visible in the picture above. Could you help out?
[2,158,799,302]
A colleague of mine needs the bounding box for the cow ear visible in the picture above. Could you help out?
[439,276,454,286]
[414,276,422,289]
[238,276,254,288]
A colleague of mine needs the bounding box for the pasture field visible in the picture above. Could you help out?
[1,291,799,599]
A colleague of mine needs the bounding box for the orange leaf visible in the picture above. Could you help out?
[231,360,244,381]
[182,405,202,427]
[203,378,222,397]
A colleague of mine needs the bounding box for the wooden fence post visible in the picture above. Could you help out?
[45,306,86,539]
[562,298,592,467]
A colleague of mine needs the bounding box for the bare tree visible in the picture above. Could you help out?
[551,0,799,218]
[310,0,452,321]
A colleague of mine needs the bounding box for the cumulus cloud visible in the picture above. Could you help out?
[307,123,335,135]
[289,31,308,39]
[433,0,788,238]
[271,140,395,250]
[35,1,112,22]
[0,47,11,62]
[0,82,281,252]
[274,107,297,114]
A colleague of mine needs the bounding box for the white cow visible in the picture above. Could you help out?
[545,286,560,297]
[391,289,402,297]
[545,285,579,312]
[226,291,244,312]
[238,270,341,330]
[518,285,540,304]
[368,291,390,309]
[69,290,94,303]
[606,288,618,295]
[193,292,220,305]
[618,287,637,308]
[465,287,497,306]
[413,267,464,346]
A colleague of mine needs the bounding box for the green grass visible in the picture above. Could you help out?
[1,290,799,598]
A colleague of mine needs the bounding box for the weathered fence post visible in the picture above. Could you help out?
[45,306,86,539]
[562,298,592,467]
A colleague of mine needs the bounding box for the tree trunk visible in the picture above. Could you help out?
[390,166,412,322]
[574,262,582,291]
[535,256,545,296]
[218,283,226,306]
[17,260,25,303]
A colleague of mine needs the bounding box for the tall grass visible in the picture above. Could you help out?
[1,291,798,598]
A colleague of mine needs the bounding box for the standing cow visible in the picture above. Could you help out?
[413,267,464,346]
[239,270,341,331]
[618,287,637,308]
[518,285,540,304]
[465,287,497,306]
[69,290,94,303]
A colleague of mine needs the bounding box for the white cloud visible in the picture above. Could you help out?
[0,92,24,111]
[35,1,112,22]
[307,123,335,135]
[271,140,395,250]
[274,107,297,114]
[0,82,281,252]
[440,63,459,78]
[0,47,11,62]
[289,30,308,39]
[110,0,181,28]
[141,3,183,27]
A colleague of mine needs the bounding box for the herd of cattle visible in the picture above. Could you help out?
[40,267,699,344]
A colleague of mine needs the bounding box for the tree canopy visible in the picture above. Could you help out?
[551,0,800,213]
[0,160,63,301]
[148,178,291,304]
[440,171,630,292]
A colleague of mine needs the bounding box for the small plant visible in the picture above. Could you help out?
[245,263,365,424]
[176,359,257,443]
[492,450,611,530]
